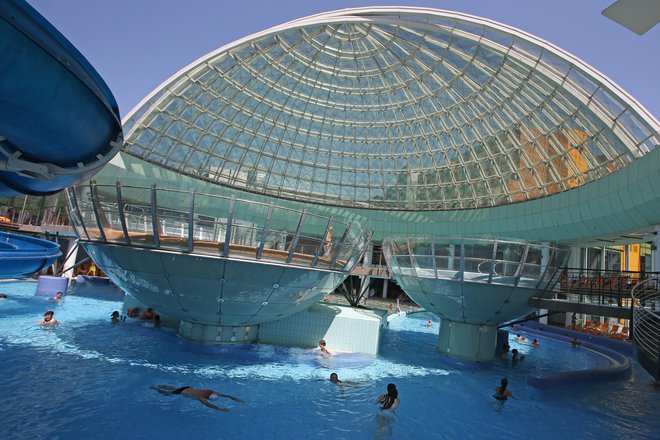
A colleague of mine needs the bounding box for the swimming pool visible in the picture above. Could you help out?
[1,280,658,439]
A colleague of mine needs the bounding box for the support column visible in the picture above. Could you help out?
[540,242,550,274]
[624,244,630,271]
[382,278,389,299]
[178,321,259,343]
[63,239,79,283]
[437,320,497,361]
[363,243,373,267]
[448,244,455,270]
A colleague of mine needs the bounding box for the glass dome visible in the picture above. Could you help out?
[121,7,659,211]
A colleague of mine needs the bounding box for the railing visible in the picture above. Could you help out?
[557,268,660,308]
[382,236,570,289]
[631,277,660,371]
[64,182,371,273]
[0,195,70,228]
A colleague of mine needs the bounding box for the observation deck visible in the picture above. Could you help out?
[383,236,570,360]
[64,182,371,342]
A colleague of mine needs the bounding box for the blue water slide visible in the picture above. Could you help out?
[0,0,123,196]
[0,231,61,278]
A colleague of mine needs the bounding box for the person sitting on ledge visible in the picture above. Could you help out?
[150,385,244,411]
[141,308,154,320]
[39,311,59,326]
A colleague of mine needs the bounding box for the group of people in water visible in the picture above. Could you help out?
[150,378,400,412]
[36,291,66,326]
[122,307,160,325]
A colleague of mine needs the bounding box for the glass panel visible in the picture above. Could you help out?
[94,185,126,244]
[120,186,156,247]
[74,186,102,241]
[65,189,88,240]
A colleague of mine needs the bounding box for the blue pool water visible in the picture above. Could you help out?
[1,280,658,440]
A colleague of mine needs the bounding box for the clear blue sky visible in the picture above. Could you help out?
[28,0,659,120]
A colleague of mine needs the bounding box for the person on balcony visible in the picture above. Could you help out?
[323,227,333,256]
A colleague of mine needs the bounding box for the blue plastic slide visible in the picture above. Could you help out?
[0,0,123,196]
[0,231,61,278]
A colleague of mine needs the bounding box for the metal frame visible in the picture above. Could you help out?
[150,184,160,248]
[88,181,106,242]
[116,182,131,245]
[118,7,658,213]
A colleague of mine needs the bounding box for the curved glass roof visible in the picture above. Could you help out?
[122,7,659,211]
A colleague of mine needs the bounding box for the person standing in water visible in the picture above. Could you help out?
[494,378,513,401]
[39,311,59,326]
[378,383,399,410]
[318,339,332,356]
[150,385,243,411]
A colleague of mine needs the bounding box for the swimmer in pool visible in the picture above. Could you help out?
[327,372,362,386]
[38,311,59,326]
[150,385,244,411]
[318,339,332,356]
[511,349,525,364]
[494,377,513,401]
[378,383,400,410]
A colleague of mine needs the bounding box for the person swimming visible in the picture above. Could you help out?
[511,348,526,363]
[493,378,513,401]
[318,339,332,355]
[150,385,244,411]
[326,372,362,386]
[378,383,400,410]
[38,311,59,326]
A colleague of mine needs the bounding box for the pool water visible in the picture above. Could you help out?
[1,280,658,439]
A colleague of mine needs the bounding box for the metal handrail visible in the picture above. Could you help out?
[631,277,660,363]
[64,182,371,273]
[382,236,570,287]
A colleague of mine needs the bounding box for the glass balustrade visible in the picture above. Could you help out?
[383,236,570,288]
[65,182,370,273]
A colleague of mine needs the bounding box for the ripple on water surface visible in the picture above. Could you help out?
[1,280,659,440]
